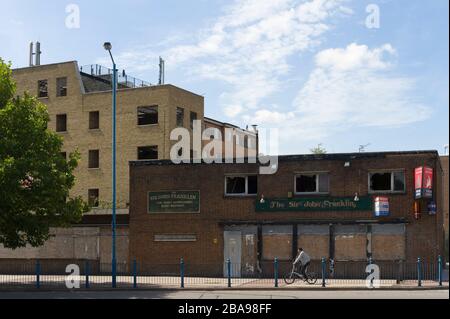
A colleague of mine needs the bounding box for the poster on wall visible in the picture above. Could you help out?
[374,197,390,217]
[414,166,433,199]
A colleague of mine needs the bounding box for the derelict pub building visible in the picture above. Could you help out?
[129,150,445,277]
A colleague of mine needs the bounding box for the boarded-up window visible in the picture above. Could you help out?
[89,111,100,129]
[262,225,292,261]
[334,225,367,261]
[56,114,67,132]
[371,224,405,260]
[297,225,329,260]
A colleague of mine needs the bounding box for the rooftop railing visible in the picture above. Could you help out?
[79,64,152,89]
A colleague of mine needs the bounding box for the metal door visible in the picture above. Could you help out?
[223,231,242,277]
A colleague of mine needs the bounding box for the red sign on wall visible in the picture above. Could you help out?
[415,166,433,199]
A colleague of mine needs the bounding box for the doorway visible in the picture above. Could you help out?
[223,231,242,277]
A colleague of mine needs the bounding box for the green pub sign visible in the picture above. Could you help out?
[148,191,200,213]
[256,196,373,212]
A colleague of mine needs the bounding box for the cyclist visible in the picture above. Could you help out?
[293,248,311,279]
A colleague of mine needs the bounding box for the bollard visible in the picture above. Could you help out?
[438,255,442,287]
[133,259,137,289]
[321,258,326,287]
[227,259,231,288]
[274,258,278,288]
[85,261,90,289]
[35,260,41,289]
[417,257,422,287]
[180,258,185,288]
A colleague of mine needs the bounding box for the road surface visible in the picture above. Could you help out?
[0,289,448,299]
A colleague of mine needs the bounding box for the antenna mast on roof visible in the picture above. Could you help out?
[159,57,165,85]
[29,42,35,67]
[29,41,41,66]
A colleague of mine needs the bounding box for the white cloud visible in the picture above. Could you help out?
[282,43,431,144]
[105,0,352,116]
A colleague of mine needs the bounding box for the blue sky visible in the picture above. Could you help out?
[0,0,448,155]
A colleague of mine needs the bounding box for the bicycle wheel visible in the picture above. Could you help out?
[306,272,318,285]
[284,272,296,285]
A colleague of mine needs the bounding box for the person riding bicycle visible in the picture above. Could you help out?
[293,248,311,278]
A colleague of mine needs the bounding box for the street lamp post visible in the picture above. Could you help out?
[104,42,117,288]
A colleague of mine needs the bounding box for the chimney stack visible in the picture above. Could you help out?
[28,41,42,66]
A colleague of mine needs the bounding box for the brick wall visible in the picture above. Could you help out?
[129,151,445,268]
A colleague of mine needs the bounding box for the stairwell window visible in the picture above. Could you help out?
[225,175,257,196]
[295,172,329,194]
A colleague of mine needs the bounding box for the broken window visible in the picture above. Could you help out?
[88,189,99,207]
[38,80,48,98]
[225,175,257,195]
[89,111,100,129]
[88,150,99,169]
[369,171,405,192]
[138,106,158,125]
[138,146,158,160]
[176,107,184,127]
[56,77,67,97]
[295,173,329,194]
[56,114,67,132]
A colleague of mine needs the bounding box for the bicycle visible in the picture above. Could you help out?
[284,263,318,285]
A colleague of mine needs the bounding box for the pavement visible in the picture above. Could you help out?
[0,289,448,299]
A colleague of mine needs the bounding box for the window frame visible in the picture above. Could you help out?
[176,107,185,127]
[368,169,406,194]
[55,114,67,133]
[224,174,258,197]
[56,77,67,97]
[137,105,159,126]
[89,111,100,130]
[294,171,330,195]
[88,149,100,169]
[88,189,99,208]
[37,79,48,98]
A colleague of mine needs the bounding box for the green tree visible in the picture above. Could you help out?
[310,143,327,155]
[0,58,88,249]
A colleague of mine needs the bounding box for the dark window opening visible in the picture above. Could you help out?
[56,114,67,132]
[226,176,246,194]
[248,175,258,194]
[88,150,99,169]
[393,172,405,191]
[225,175,257,195]
[296,175,317,193]
[38,80,48,98]
[138,146,158,160]
[56,77,67,97]
[88,189,99,207]
[138,106,158,125]
[296,173,329,193]
[89,111,100,129]
[370,173,392,191]
[176,107,184,127]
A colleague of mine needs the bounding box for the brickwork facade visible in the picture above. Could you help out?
[129,151,445,275]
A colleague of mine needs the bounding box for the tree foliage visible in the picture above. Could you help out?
[0,58,88,249]
[310,143,327,155]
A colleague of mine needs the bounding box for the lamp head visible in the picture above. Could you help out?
[103,42,112,51]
